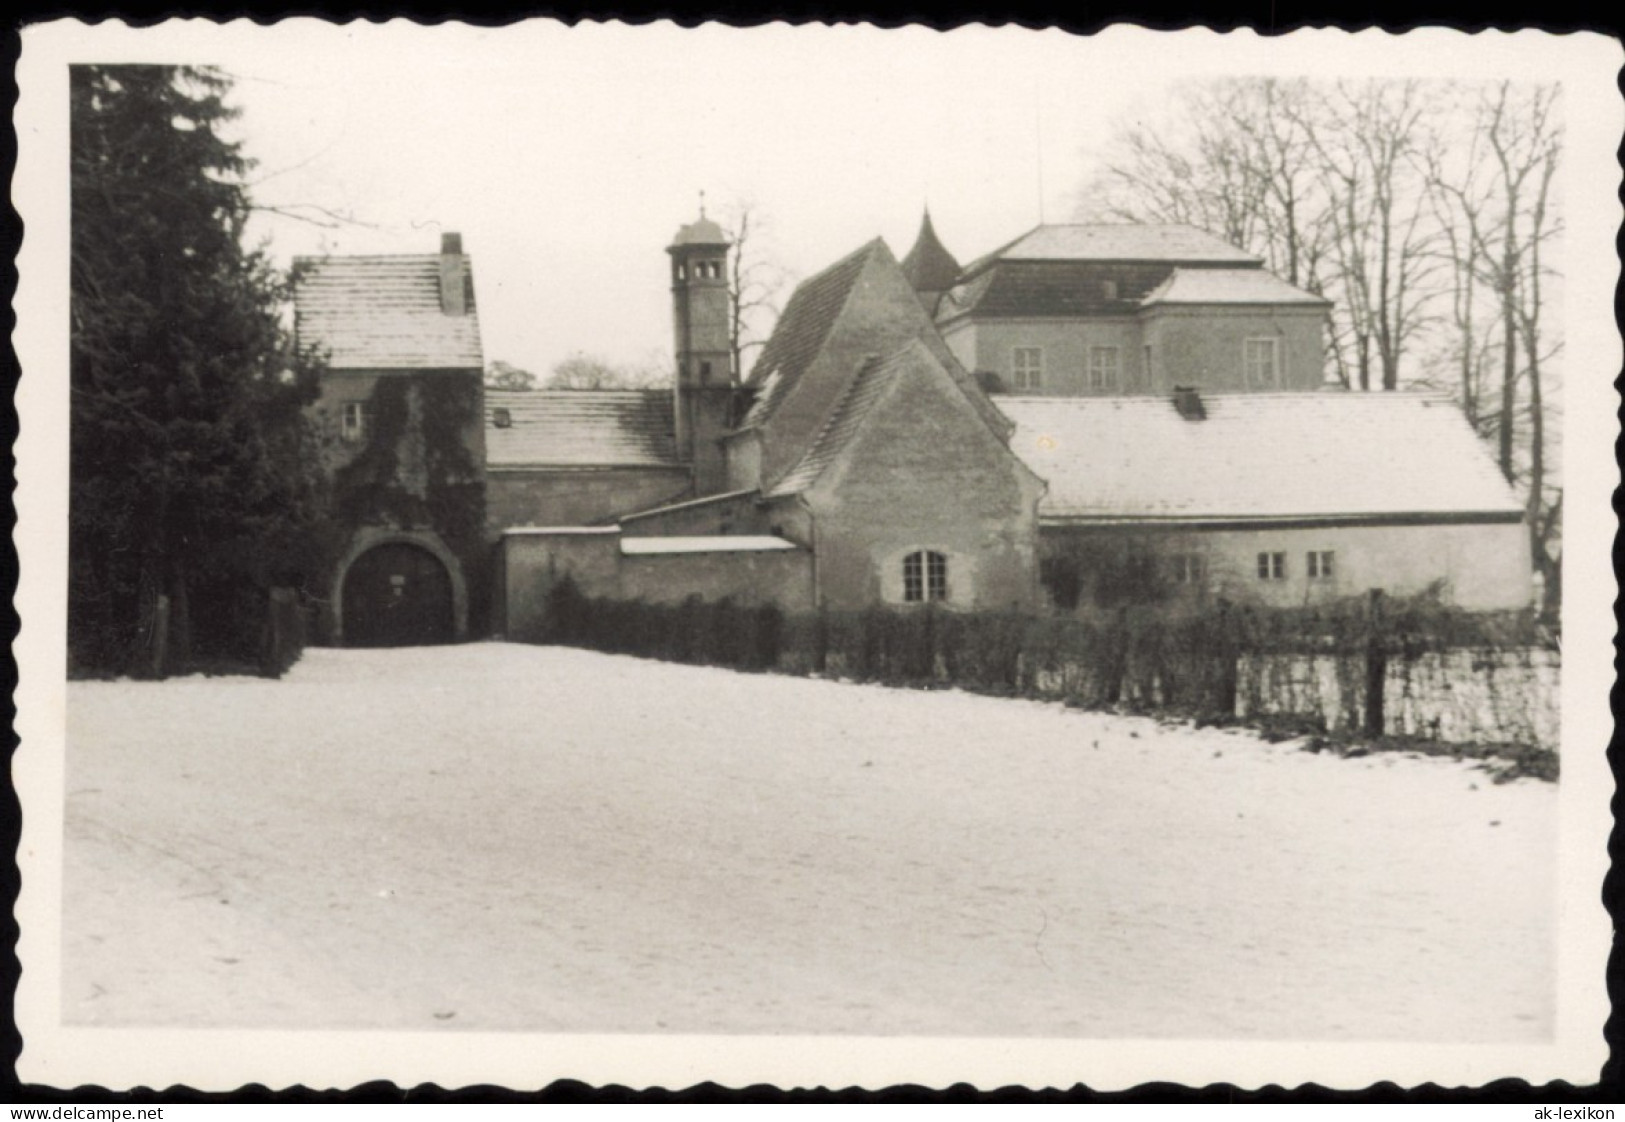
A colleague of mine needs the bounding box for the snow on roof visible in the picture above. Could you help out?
[620,536,802,555]
[996,392,1523,523]
[294,254,483,369]
[485,390,681,468]
[502,526,622,537]
[978,224,1260,267]
[1142,267,1330,307]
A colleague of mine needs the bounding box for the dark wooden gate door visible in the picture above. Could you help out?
[342,543,454,647]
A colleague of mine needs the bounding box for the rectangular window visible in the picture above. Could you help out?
[1089,346,1120,391]
[927,551,947,601]
[1257,551,1287,580]
[1307,550,1335,579]
[904,550,949,603]
[341,401,375,443]
[1169,553,1202,585]
[1245,337,1280,388]
[1011,347,1043,391]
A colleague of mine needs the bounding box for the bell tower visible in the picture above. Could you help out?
[667,204,734,496]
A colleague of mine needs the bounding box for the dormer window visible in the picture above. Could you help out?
[492,408,512,429]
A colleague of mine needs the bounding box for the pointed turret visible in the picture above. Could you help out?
[899,209,962,316]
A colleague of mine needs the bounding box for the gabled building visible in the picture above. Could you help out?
[295,233,487,646]
[497,225,1045,628]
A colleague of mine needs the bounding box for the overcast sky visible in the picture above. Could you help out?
[36,20,1605,381]
[214,22,1188,377]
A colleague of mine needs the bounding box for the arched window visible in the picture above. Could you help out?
[903,550,948,603]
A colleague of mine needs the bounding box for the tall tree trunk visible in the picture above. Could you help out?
[1497,280,1517,481]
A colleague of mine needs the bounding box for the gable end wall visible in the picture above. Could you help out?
[807,356,1043,611]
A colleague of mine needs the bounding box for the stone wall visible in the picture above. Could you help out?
[485,466,690,534]
[1236,648,1559,753]
[498,528,814,639]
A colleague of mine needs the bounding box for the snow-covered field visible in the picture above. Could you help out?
[64,643,1555,1039]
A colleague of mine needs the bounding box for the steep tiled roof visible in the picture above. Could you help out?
[997,392,1522,522]
[1142,267,1330,307]
[937,225,1278,323]
[485,390,680,468]
[900,211,962,294]
[294,254,483,369]
[965,224,1261,272]
[939,261,1185,321]
[741,240,878,428]
[764,345,909,498]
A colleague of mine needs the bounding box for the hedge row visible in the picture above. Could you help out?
[533,577,1549,722]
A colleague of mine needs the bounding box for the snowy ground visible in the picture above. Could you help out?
[64,643,1555,1039]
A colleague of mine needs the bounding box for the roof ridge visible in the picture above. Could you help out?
[764,349,900,497]
[294,252,456,262]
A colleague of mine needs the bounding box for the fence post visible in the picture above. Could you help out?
[1215,600,1238,718]
[150,593,171,679]
[1364,589,1387,737]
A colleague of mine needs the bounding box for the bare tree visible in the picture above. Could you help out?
[1080,76,1566,612]
[1423,82,1563,605]
[1291,81,1441,391]
[715,196,788,379]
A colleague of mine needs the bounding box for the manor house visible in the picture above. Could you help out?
[294,213,1530,646]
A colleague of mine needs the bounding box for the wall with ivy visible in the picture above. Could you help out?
[319,370,489,639]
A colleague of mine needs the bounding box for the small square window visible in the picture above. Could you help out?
[1257,551,1287,580]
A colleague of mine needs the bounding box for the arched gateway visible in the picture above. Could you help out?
[336,534,465,647]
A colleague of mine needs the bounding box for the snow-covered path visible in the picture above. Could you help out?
[64,643,1555,1039]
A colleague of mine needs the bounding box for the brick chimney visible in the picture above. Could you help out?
[1172,385,1206,421]
[439,232,467,316]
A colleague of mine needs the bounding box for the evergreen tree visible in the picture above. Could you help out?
[70,65,326,675]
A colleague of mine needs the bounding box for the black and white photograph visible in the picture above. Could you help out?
[12,19,1620,1092]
